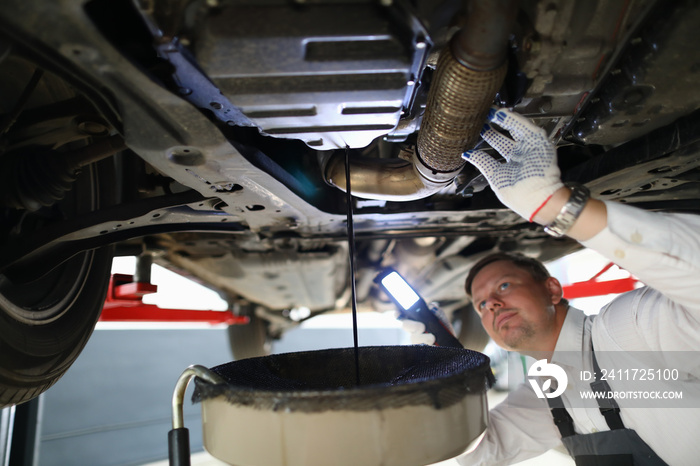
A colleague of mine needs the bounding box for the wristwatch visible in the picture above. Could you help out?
[543,183,590,238]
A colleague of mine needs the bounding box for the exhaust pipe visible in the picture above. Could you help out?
[324,148,452,202]
[324,0,517,201]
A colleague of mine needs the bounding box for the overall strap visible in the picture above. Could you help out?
[547,392,576,438]
[590,344,626,430]
[547,344,626,438]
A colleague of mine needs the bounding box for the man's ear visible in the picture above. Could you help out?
[545,277,564,305]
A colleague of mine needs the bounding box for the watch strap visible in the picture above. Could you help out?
[543,184,590,237]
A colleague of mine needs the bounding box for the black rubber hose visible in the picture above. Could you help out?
[168,427,191,466]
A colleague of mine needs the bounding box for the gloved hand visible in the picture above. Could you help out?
[462,108,564,222]
[397,305,456,346]
[402,319,437,345]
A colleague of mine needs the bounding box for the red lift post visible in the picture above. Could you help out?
[99,273,249,326]
[561,262,639,300]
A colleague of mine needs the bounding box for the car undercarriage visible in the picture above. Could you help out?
[1,0,699,407]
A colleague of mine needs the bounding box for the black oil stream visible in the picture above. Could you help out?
[344,146,361,385]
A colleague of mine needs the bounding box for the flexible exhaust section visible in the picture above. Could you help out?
[324,0,517,201]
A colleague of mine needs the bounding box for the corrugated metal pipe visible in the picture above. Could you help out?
[324,0,517,201]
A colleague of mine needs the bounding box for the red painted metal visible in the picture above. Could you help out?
[562,276,638,299]
[100,304,249,325]
[113,281,158,299]
[100,274,249,325]
[562,263,640,300]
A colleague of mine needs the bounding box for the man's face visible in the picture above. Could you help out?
[470,260,562,352]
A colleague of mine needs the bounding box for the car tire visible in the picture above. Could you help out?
[0,158,116,408]
[0,246,113,407]
[227,313,271,360]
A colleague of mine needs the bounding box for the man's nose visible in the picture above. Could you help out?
[485,296,503,312]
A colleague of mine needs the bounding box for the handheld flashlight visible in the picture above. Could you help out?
[375,268,463,348]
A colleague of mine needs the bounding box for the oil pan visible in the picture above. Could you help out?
[191,345,493,466]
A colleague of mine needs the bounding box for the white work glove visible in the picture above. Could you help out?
[462,108,564,222]
[397,305,455,346]
[402,319,437,345]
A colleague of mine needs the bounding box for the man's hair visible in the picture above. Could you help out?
[464,252,551,297]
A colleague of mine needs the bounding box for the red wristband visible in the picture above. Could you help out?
[529,194,554,223]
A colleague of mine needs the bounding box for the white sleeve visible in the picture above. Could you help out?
[456,383,563,466]
[581,201,700,312]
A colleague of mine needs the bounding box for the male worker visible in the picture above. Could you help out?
[443,108,700,465]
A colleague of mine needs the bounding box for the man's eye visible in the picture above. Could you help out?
[499,282,510,291]
[478,300,486,310]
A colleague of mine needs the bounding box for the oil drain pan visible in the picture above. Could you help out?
[189,345,493,466]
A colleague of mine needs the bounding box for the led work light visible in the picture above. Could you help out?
[375,268,463,348]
